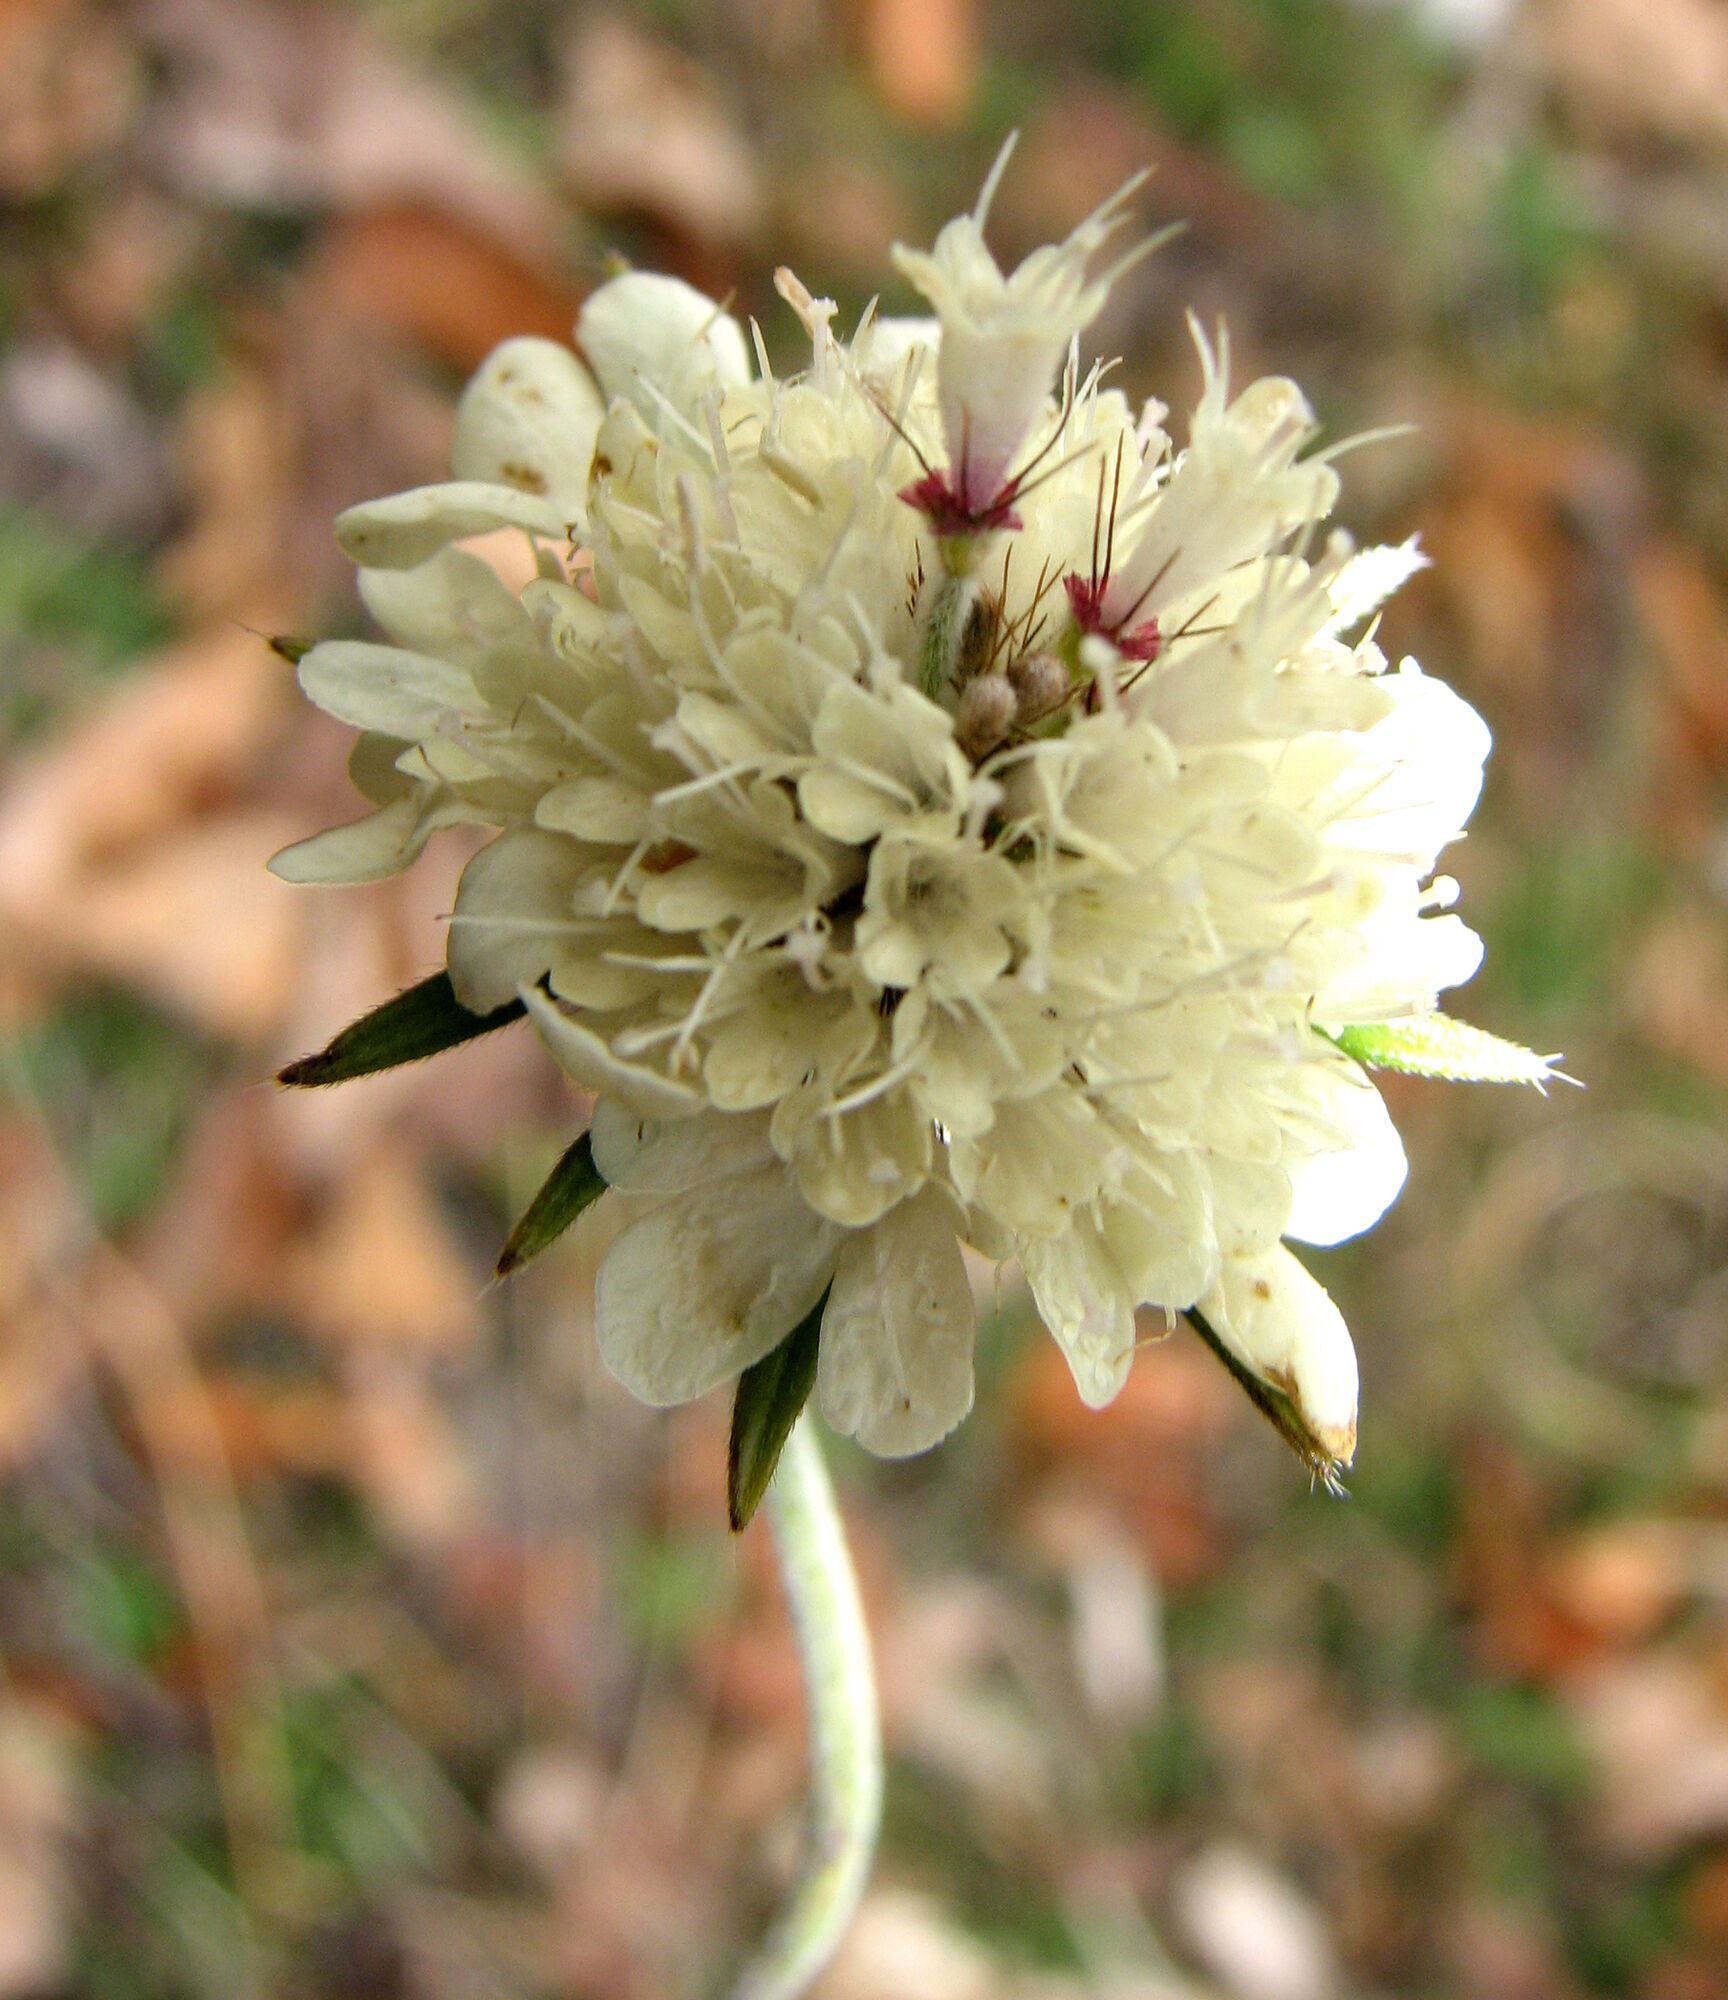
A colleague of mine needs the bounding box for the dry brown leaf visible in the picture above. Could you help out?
[157,364,299,620]
[0,624,308,1037]
[1547,1521,1690,1648]
[1456,1435,1604,1681]
[1408,394,1619,696]
[0,0,137,199]
[41,186,199,355]
[776,156,910,286]
[154,294,457,613]
[0,1700,80,2000]
[852,0,977,129]
[0,1298,86,1477]
[133,1091,305,1330]
[0,1123,89,1472]
[1568,1648,1728,1858]
[346,1360,480,1555]
[1683,1850,1728,1948]
[1404,392,1639,819]
[1633,539,1728,838]
[558,15,763,253]
[1009,83,1338,324]
[0,623,287,896]
[286,1142,483,1353]
[306,203,585,375]
[145,1375,350,1483]
[1626,901,1728,1089]
[1445,1902,1584,2000]
[66,814,305,1039]
[1534,0,1728,156]
[1009,1327,1238,1589]
[1642,1957,1728,2000]
[140,0,563,253]
[0,1121,89,1472]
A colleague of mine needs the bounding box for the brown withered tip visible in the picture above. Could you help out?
[276,1054,325,1088]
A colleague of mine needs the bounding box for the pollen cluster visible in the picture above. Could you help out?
[275,154,1520,1469]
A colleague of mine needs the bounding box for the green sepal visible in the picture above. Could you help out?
[268,634,313,664]
[1328,1016,1561,1088]
[1186,1305,1349,1497]
[495,1133,607,1279]
[728,1289,828,1533]
[278,973,525,1087]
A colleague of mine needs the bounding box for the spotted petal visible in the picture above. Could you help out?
[595,1167,844,1405]
[817,1190,975,1455]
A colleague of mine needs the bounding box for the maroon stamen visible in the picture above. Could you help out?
[1063,573,1162,663]
[898,470,1023,537]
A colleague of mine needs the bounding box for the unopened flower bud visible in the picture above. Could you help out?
[955,673,1017,760]
[1200,1246,1359,1467]
[1007,650,1069,724]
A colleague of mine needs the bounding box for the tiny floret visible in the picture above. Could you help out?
[891,134,1151,529]
[274,152,1545,1485]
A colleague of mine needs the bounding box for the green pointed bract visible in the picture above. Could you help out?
[495,1133,607,1278]
[277,973,525,1087]
[1331,1016,1560,1088]
[729,1290,828,1533]
[1186,1305,1349,1496]
[268,634,313,664]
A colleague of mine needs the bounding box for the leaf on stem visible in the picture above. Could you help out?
[494,1132,607,1278]
[278,973,525,1087]
[728,1289,828,1532]
[1329,1016,1565,1088]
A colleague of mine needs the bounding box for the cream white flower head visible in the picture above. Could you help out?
[275,150,1556,1494]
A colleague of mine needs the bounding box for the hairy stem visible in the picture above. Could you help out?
[917,568,976,700]
[728,1417,882,2000]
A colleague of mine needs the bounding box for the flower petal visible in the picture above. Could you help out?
[577,272,750,425]
[1022,1221,1137,1409]
[817,1189,976,1456]
[595,1167,843,1404]
[448,829,585,1013]
[358,547,531,666]
[588,1099,773,1193]
[1284,1065,1408,1248]
[522,985,703,1119]
[1325,664,1491,870]
[451,337,604,511]
[335,482,569,570]
[268,793,449,885]
[297,641,481,739]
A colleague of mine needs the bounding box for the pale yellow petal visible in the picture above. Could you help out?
[595,1168,843,1404]
[818,1190,975,1456]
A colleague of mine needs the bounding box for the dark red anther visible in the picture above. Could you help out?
[1063,572,1161,662]
[898,470,1023,538]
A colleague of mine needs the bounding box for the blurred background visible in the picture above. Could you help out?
[3,0,1728,1993]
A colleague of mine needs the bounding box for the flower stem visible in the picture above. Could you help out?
[917,569,976,700]
[728,1416,883,2000]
